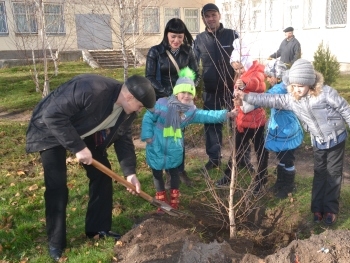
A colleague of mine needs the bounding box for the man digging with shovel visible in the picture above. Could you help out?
[26,74,156,261]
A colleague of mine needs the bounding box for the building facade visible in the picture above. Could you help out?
[0,0,208,60]
[216,0,350,71]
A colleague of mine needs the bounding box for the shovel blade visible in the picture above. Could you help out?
[150,199,192,217]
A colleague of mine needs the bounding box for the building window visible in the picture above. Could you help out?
[0,1,8,34]
[44,4,65,34]
[250,0,262,31]
[232,1,247,32]
[304,0,319,28]
[222,1,233,29]
[143,7,159,33]
[13,2,37,33]
[284,1,301,29]
[265,0,281,30]
[125,7,138,34]
[326,0,347,26]
[164,8,180,26]
[184,8,199,33]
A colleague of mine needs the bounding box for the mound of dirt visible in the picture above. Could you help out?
[113,214,350,263]
[113,215,243,263]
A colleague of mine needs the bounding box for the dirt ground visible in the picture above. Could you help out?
[113,138,350,263]
[3,110,350,263]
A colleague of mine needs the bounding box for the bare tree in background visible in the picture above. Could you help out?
[6,0,75,97]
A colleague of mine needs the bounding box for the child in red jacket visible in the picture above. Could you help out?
[216,39,269,195]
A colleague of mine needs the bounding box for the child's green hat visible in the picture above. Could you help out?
[173,67,196,96]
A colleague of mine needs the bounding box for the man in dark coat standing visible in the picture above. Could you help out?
[193,3,239,170]
[26,74,156,261]
[269,26,301,68]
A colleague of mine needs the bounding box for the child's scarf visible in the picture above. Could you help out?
[163,95,196,140]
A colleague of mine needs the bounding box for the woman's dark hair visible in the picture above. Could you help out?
[162,18,194,46]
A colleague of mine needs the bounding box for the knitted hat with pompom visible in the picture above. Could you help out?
[173,67,196,96]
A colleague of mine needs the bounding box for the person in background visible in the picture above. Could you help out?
[145,18,200,187]
[269,27,301,68]
[264,59,304,199]
[194,3,239,170]
[141,67,237,211]
[235,58,350,225]
[26,74,156,261]
[216,39,269,195]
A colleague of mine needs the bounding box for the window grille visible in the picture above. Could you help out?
[326,0,347,26]
[44,4,65,34]
[232,0,248,32]
[305,0,319,28]
[164,8,180,27]
[13,2,37,33]
[284,1,301,29]
[0,1,8,34]
[125,7,138,34]
[250,0,263,31]
[184,8,199,33]
[223,1,233,28]
[143,7,159,33]
[265,0,281,30]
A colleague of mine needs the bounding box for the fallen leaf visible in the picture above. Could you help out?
[17,170,26,176]
[116,241,123,246]
[58,256,68,262]
[28,184,38,191]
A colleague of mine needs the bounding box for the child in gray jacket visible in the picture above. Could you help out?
[235,58,350,225]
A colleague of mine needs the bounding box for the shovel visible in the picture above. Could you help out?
[91,159,188,217]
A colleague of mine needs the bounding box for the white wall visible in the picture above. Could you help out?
[216,0,350,71]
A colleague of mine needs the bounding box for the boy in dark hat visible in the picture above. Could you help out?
[26,74,156,261]
[269,26,301,67]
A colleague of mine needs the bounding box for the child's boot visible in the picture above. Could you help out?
[271,165,285,194]
[155,190,168,213]
[169,189,180,209]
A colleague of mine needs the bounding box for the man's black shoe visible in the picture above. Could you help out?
[49,246,62,262]
[215,175,231,187]
[86,230,122,241]
[205,160,220,170]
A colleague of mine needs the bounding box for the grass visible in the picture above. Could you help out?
[1,61,350,262]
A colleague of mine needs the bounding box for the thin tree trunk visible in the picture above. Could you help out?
[31,50,40,93]
[229,118,237,238]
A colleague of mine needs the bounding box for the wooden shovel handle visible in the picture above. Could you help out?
[91,159,153,203]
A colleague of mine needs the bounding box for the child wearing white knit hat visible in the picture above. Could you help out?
[235,58,350,226]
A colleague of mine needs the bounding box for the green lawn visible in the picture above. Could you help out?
[1,61,350,262]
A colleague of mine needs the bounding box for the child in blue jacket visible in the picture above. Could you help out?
[264,59,304,199]
[235,59,350,225]
[141,67,237,210]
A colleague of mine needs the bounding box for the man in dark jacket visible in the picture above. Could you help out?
[26,74,156,261]
[193,3,239,169]
[269,26,301,68]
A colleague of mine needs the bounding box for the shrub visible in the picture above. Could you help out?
[313,41,340,86]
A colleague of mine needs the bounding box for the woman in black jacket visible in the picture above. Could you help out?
[145,18,200,187]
